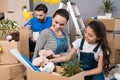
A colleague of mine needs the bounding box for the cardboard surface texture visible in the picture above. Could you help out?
[0,41,20,64]
[0,0,30,12]
[113,50,120,64]
[0,28,29,64]
[114,34,120,49]
[27,66,84,80]
[19,28,29,58]
[0,63,24,80]
[5,12,26,26]
[88,18,120,31]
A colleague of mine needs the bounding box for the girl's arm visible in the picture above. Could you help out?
[83,55,103,76]
[50,47,77,63]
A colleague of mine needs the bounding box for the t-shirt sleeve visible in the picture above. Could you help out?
[72,38,82,49]
[97,47,103,56]
[98,50,103,56]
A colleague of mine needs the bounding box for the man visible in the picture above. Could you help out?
[24,3,52,59]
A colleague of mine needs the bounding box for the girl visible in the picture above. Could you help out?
[50,20,111,80]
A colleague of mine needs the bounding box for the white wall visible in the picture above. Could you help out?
[31,0,120,23]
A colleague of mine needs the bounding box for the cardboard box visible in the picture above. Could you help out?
[88,18,120,31]
[27,66,84,80]
[114,34,120,49]
[0,41,20,64]
[4,12,26,26]
[13,78,25,80]
[19,28,29,58]
[0,0,30,12]
[108,48,120,64]
[106,31,114,49]
[112,50,120,64]
[0,63,24,80]
[0,28,29,64]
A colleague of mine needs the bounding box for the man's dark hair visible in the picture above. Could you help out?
[35,3,48,13]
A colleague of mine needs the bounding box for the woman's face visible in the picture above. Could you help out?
[84,26,99,44]
[52,15,67,31]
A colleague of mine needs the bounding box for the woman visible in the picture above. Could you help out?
[32,9,71,65]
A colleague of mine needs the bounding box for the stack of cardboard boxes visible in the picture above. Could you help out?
[0,28,29,80]
[0,1,30,79]
[0,1,33,80]
[88,18,120,64]
[0,0,30,26]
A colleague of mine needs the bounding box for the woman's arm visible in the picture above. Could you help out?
[83,55,103,76]
[50,47,77,63]
[32,30,48,60]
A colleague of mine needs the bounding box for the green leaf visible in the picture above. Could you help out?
[61,56,83,77]
[0,19,19,38]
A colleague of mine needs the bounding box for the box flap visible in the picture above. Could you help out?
[19,28,29,58]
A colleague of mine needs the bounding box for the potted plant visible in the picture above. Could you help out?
[0,18,19,39]
[101,0,117,18]
[22,5,27,11]
[60,56,83,77]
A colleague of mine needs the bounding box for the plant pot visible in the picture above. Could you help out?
[105,13,112,19]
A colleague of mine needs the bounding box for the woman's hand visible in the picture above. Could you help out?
[49,58,55,63]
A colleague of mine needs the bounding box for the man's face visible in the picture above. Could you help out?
[35,11,47,22]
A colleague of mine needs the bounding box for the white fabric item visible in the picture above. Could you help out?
[33,32,39,41]
[105,66,120,80]
[39,62,55,73]
[114,73,120,80]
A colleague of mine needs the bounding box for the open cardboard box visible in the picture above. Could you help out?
[27,66,84,80]
[0,28,29,64]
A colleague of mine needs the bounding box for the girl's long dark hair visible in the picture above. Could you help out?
[88,20,111,76]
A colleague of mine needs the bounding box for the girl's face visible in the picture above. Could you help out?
[52,15,67,31]
[84,26,99,44]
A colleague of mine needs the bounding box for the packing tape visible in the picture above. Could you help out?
[0,44,3,53]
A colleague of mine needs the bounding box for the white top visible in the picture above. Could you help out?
[72,38,103,61]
